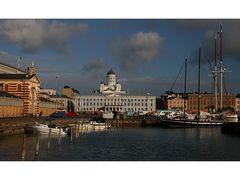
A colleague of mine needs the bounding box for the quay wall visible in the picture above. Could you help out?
[0,115,162,137]
[0,96,65,117]
[0,117,90,137]
[0,97,23,117]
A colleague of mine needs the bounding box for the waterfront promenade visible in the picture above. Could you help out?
[0,115,162,137]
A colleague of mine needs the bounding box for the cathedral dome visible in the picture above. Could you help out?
[107,69,115,75]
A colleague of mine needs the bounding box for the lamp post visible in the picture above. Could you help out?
[55,75,59,111]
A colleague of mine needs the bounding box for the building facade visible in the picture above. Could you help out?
[235,98,240,113]
[74,70,156,113]
[187,93,235,113]
[50,95,74,112]
[75,94,156,113]
[0,91,23,117]
[160,91,236,113]
[0,62,41,116]
[61,86,80,99]
[167,96,187,111]
[40,88,56,97]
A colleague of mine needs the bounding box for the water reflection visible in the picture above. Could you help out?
[0,127,240,161]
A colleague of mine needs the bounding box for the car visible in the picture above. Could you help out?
[49,111,66,118]
[66,112,80,117]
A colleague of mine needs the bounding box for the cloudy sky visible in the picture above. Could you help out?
[0,19,240,96]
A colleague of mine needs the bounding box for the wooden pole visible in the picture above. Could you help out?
[75,124,78,138]
[35,134,40,157]
[21,133,27,160]
[98,121,100,131]
[81,121,83,134]
[78,121,80,135]
[58,128,61,145]
[70,127,73,142]
[47,128,52,150]
[105,120,107,131]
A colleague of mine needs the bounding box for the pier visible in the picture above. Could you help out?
[0,115,164,137]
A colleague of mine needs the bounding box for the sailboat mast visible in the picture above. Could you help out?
[183,58,187,118]
[214,35,218,112]
[219,24,223,111]
[198,48,201,119]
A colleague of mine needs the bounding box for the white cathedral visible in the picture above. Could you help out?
[99,69,126,95]
[74,69,156,113]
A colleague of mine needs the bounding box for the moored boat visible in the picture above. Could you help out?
[30,122,67,135]
[160,118,223,127]
[89,121,111,130]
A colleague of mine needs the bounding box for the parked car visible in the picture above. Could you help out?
[49,111,66,118]
[66,112,80,117]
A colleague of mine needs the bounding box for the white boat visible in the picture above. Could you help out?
[223,114,238,122]
[31,122,67,135]
[102,112,114,119]
[89,121,111,130]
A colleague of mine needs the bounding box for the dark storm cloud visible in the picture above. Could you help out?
[82,58,107,72]
[0,20,88,54]
[111,32,162,70]
[81,58,110,84]
[174,19,218,30]
[175,19,240,64]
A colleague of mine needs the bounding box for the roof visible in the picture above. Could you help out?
[39,97,55,103]
[75,93,156,98]
[0,73,36,80]
[0,62,27,74]
[107,69,115,75]
[50,94,74,99]
[0,91,21,98]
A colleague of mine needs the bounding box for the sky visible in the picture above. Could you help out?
[0,19,240,96]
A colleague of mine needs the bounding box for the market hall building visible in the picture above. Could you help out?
[74,69,156,113]
[0,62,40,116]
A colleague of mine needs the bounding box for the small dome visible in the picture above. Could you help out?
[107,69,115,75]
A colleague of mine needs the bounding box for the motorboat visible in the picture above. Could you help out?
[223,114,238,122]
[30,122,67,135]
[89,120,111,130]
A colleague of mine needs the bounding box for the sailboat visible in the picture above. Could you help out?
[161,48,224,127]
[161,25,238,127]
[208,24,238,122]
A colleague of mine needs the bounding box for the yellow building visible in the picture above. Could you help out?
[61,86,80,99]
[167,96,187,111]
[235,98,240,113]
[0,91,23,117]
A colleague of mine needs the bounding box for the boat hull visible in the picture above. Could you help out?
[161,119,223,127]
[31,124,66,135]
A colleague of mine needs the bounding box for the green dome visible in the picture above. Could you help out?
[107,69,115,75]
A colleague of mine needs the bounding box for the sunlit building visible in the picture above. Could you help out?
[0,62,40,116]
[74,69,156,113]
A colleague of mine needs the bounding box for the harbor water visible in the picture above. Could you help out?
[0,127,240,161]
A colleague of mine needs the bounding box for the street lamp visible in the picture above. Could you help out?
[55,75,59,111]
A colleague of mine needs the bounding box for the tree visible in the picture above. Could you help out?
[67,100,75,112]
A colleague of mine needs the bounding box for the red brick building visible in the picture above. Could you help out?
[187,93,235,113]
[0,62,41,116]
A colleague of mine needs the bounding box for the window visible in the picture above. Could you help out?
[0,84,3,91]
[18,84,21,91]
[5,84,8,91]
